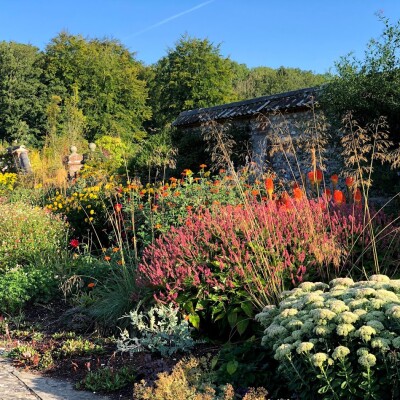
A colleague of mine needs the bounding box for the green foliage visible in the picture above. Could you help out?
[94,135,132,172]
[87,265,144,329]
[133,356,269,399]
[321,16,400,141]
[76,366,136,392]
[43,32,151,142]
[117,304,195,357]
[212,339,277,390]
[0,264,59,314]
[149,35,236,128]
[0,172,18,196]
[233,64,330,100]
[58,338,103,357]
[0,202,67,271]
[256,275,400,399]
[8,344,40,367]
[130,128,177,181]
[0,41,46,144]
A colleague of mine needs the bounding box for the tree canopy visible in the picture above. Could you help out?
[0,42,45,144]
[321,16,400,140]
[148,35,237,128]
[43,32,151,142]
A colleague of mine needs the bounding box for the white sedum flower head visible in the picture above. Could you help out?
[357,325,377,342]
[371,337,390,350]
[338,311,359,324]
[327,299,349,313]
[330,277,354,287]
[310,308,336,321]
[332,346,350,360]
[296,341,314,354]
[311,352,329,367]
[280,308,299,318]
[336,323,355,337]
[274,344,292,361]
[370,275,390,282]
[358,353,376,368]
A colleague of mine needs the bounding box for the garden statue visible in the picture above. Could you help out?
[7,145,32,173]
[67,145,83,180]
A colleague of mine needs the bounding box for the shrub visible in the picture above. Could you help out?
[256,275,400,399]
[0,264,59,313]
[117,304,195,357]
[138,199,370,335]
[0,172,17,196]
[0,202,66,271]
[133,356,269,400]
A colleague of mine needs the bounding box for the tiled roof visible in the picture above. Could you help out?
[172,86,319,127]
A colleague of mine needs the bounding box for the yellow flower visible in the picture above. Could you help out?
[89,209,95,215]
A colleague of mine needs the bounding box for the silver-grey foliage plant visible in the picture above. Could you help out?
[117,304,195,357]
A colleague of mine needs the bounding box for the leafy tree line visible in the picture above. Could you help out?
[1,16,399,176]
[0,32,327,148]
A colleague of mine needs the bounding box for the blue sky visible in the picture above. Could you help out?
[1,0,400,73]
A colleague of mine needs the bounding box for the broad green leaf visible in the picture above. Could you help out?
[237,318,249,336]
[226,360,238,375]
[228,312,237,328]
[188,313,200,330]
[240,302,253,317]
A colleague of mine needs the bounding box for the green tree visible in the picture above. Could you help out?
[0,42,45,144]
[234,66,329,100]
[321,16,400,140]
[148,35,237,128]
[43,32,151,143]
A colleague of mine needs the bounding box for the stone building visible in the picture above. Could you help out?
[173,87,342,180]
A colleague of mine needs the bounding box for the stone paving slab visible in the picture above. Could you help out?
[0,357,110,400]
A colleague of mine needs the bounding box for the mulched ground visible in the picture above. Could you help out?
[0,301,218,400]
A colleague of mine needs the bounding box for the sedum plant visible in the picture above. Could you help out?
[256,275,400,399]
[117,304,195,357]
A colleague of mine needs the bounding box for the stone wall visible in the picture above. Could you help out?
[248,109,343,182]
[178,108,344,182]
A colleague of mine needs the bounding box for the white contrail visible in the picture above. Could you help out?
[127,0,215,38]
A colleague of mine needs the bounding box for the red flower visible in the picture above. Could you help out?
[345,176,354,187]
[354,189,362,203]
[324,188,332,200]
[265,178,274,199]
[308,169,323,184]
[114,203,123,212]
[331,174,339,185]
[293,187,303,200]
[87,282,95,288]
[333,190,344,205]
[69,239,79,248]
